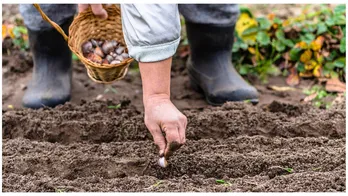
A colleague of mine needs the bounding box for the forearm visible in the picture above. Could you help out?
[139,57,172,107]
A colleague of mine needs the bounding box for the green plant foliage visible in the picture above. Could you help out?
[233,4,346,84]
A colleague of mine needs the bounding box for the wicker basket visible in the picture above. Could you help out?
[33,4,134,84]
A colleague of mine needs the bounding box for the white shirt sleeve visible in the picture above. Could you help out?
[120,4,181,62]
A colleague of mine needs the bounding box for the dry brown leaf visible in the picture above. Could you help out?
[286,67,300,86]
[267,85,297,92]
[325,78,346,93]
[303,92,318,102]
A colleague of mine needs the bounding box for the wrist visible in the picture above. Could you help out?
[143,93,170,107]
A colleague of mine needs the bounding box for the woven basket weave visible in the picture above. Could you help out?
[33,4,133,84]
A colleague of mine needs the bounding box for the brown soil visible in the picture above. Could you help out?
[2,4,346,192]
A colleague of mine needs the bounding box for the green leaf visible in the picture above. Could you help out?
[330,71,339,78]
[232,43,240,52]
[153,181,162,187]
[320,5,332,15]
[239,66,249,75]
[257,17,272,30]
[273,17,282,24]
[275,29,285,40]
[266,65,281,76]
[300,33,315,44]
[324,62,335,70]
[240,42,248,50]
[333,15,346,25]
[289,48,302,61]
[316,22,328,35]
[107,104,121,109]
[297,62,305,72]
[333,57,346,68]
[240,7,254,18]
[256,31,270,46]
[216,179,226,184]
[326,50,337,61]
[72,53,79,61]
[317,90,327,99]
[340,36,346,53]
[314,101,322,108]
[325,17,335,26]
[282,39,294,48]
[274,40,286,52]
[284,168,294,173]
[242,26,259,36]
[334,4,346,15]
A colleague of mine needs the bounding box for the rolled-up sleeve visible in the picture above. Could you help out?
[120,4,181,62]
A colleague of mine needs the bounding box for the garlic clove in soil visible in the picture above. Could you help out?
[158,157,168,168]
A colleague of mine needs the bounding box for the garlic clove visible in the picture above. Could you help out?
[94,46,105,58]
[121,53,129,59]
[110,60,121,65]
[158,157,168,168]
[102,41,115,55]
[87,53,102,63]
[91,39,98,48]
[98,40,104,47]
[81,41,93,54]
[115,46,125,55]
[111,40,118,48]
[102,59,109,64]
[115,55,124,62]
[106,55,114,63]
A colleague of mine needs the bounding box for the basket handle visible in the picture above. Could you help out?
[32,4,69,42]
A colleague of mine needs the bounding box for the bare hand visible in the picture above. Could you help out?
[78,4,108,19]
[144,94,187,159]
